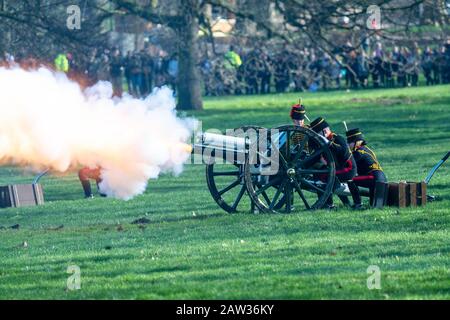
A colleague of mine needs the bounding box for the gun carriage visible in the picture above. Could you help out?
[193,125,345,214]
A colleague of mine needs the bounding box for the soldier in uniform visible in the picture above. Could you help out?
[309,117,361,209]
[346,128,387,207]
[78,166,106,199]
[274,101,309,210]
[290,100,311,148]
[290,103,310,142]
[290,100,307,127]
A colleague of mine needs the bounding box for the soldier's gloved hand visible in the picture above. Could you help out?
[317,133,331,146]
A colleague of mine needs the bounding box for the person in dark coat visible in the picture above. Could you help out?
[346,129,387,207]
[109,48,123,97]
[310,117,361,209]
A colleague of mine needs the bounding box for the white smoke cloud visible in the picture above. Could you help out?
[0,67,196,200]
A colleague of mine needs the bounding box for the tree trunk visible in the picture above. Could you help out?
[176,0,203,110]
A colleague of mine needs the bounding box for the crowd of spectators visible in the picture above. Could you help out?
[0,47,179,98]
[84,47,179,98]
[2,40,450,97]
[203,41,450,96]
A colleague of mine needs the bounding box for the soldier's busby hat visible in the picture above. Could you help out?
[310,117,329,133]
[290,104,306,120]
[346,128,365,143]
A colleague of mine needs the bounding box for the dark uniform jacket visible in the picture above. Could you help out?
[329,134,357,181]
[353,145,383,176]
[294,131,356,182]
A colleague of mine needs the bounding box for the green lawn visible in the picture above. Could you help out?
[0,85,449,299]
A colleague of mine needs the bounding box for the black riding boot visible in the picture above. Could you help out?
[81,180,93,198]
[338,195,351,206]
[96,182,107,197]
[347,181,363,209]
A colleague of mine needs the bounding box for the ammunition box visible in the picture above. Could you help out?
[0,184,45,208]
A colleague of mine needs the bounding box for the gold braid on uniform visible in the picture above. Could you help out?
[292,132,306,145]
[291,125,310,146]
[357,147,383,172]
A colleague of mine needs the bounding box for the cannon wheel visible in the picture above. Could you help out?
[244,125,336,213]
[205,125,264,213]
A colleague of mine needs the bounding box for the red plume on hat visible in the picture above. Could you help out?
[290,98,306,120]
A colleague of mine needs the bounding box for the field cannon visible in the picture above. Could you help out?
[192,125,450,213]
[192,125,350,213]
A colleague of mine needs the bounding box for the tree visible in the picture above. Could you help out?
[176,1,203,110]
[0,1,111,61]
[111,0,205,110]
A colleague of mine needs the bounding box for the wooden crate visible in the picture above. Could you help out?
[387,181,427,207]
[0,184,45,208]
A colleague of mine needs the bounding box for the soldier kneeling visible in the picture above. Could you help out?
[310,117,361,209]
[346,128,387,208]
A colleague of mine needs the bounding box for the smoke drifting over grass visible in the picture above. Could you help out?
[0,67,196,199]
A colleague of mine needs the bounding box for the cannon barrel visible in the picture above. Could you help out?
[192,132,250,164]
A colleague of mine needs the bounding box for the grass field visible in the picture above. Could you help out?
[0,85,449,299]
